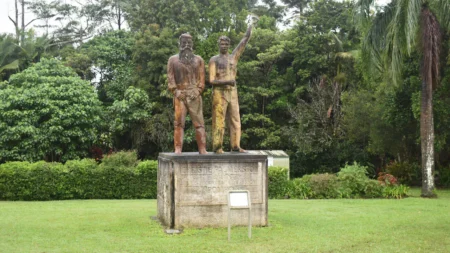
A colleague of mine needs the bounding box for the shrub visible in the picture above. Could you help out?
[0,158,158,200]
[363,180,384,198]
[436,166,450,188]
[0,161,32,200]
[287,177,313,199]
[0,161,67,200]
[135,160,158,198]
[377,172,398,186]
[337,162,370,198]
[385,161,421,185]
[309,173,340,199]
[100,150,139,168]
[268,166,289,198]
[65,159,99,199]
[383,185,409,199]
[0,58,102,162]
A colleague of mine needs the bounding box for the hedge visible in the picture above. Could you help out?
[268,163,409,199]
[0,158,157,201]
[0,158,408,201]
[268,166,290,198]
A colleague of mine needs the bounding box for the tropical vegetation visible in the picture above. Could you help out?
[1,0,450,197]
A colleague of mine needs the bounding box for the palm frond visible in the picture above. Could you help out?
[353,0,376,30]
[0,60,19,73]
[361,1,396,80]
[405,0,421,55]
[431,0,450,31]
[384,0,408,85]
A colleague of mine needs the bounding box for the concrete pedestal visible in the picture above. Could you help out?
[157,152,268,229]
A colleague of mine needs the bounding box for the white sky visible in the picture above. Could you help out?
[0,0,391,35]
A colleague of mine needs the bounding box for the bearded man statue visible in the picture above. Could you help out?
[167,33,207,154]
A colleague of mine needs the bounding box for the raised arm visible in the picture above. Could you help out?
[167,57,177,94]
[232,25,253,61]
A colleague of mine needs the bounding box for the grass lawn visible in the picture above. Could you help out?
[1,188,450,253]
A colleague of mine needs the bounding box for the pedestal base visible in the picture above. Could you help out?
[157,152,268,229]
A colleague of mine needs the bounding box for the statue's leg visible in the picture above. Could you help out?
[228,88,246,152]
[188,96,207,155]
[173,97,187,154]
[212,89,228,153]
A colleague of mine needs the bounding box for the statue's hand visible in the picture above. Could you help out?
[190,89,201,100]
[175,90,186,101]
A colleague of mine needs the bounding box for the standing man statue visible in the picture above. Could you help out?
[209,25,253,154]
[167,33,207,154]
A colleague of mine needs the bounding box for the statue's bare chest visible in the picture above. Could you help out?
[216,56,235,71]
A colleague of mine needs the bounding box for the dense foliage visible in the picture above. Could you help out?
[0,159,406,201]
[0,58,102,162]
[1,0,450,190]
[0,152,157,200]
[269,163,409,199]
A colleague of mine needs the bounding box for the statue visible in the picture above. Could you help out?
[167,33,207,154]
[209,25,253,154]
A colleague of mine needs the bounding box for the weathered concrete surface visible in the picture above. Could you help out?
[157,152,268,229]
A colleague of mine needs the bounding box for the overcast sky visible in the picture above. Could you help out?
[0,0,391,35]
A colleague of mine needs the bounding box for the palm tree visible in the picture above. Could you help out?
[355,0,450,197]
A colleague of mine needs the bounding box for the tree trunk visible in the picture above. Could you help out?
[14,0,19,41]
[117,0,122,30]
[420,79,436,197]
[419,7,440,198]
[21,0,25,45]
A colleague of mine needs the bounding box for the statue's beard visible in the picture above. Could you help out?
[179,48,194,65]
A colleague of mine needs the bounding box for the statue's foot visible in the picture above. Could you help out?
[215,149,224,154]
[199,149,208,155]
[232,147,247,153]
[175,147,182,154]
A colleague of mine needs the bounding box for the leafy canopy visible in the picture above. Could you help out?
[0,58,102,162]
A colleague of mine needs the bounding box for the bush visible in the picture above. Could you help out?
[135,160,158,198]
[0,58,102,162]
[0,161,67,200]
[363,180,384,198]
[337,162,371,198]
[268,166,289,199]
[377,172,398,186]
[309,173,340,199]
[385,161,421,186]
[383,185,409,199]
[436,166,450,188]
[65,159,99,199]
[0,161,32,200]
[101,151,139,168]
[287,177,313,199]
[0,157,158,201]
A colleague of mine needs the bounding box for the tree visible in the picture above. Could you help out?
[250,0,286,23]
[281,0,313,15]
[355,0,450,197]
[0,58,102,162]
[80,30,135,102]
[27,0,58,35]
[0,34,20,78]
[1,31,53,81]
[108,86,153,151]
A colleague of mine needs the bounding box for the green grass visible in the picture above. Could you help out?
[1,188,450,253]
